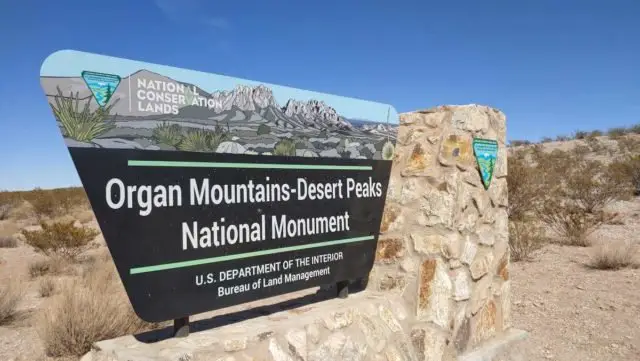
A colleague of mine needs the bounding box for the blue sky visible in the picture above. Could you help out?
[1,0,639,190]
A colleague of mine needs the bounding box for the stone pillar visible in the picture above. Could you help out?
[370,105,509,359]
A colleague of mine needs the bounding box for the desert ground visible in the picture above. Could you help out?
[0,131,639,361]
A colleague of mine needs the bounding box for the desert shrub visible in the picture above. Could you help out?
[0,279,24,325]
[555,135,571,141]
[0,200,17,220]
[507,152,545,221]
[585,136,604,153]
[29,258,68,278]
[38,278,56,298]
[509,140,531,147]
[616,136,640,154]
[573,144,591,159]
[0,236,18,248]
[563,160,630,213]
[588,130,603,138]
[29,188,59,219]
[537,202,609,246]
[607,127,628,138]
[38,259,158,357]
[273,139,297,156]
[509,221,546,261]
[535,156,628,245]
[609,155,640,195]
[589,240,637,270]
[22,221,99,261]
[50,87,117,142]
[152,122,183,147]
[540,137,553,143]
[257,123,271,135]
[574,130,589,139]
[629,123,640,134]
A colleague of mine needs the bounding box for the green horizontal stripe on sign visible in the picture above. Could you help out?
[129,235,376,275]
[128,160,372,171]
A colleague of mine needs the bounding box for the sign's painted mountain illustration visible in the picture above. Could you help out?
[41,53,398,160]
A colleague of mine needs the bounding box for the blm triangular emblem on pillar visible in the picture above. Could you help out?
[81,71,121,107]
[473,138,499,190]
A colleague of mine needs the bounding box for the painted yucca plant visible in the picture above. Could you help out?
[178,128,213,152]
[178,126,228,152]
[50,87,117,142]
[382,141,395,160]
[152,122,183,148]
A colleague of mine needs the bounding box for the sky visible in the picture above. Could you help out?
[0,0,639,190]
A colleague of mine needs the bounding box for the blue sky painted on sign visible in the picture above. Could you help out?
[41,50,398,124]
[1,0,639,190]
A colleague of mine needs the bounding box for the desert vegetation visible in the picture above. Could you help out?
[506,130,640,268]
[0,186,161,359]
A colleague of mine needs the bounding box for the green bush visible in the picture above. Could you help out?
[50,87,116,142]
[22,221,99,261]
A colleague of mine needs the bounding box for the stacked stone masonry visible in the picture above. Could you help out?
[81,105,515,361]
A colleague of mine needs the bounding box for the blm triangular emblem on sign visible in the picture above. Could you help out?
[81,71,121,107]
[473,138,499,190]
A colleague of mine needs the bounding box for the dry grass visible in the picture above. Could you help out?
[28,258,71,279]
[588,240,639,270]
[38,278,56,298]
[37,258,158,358]
[0,278,25,325]
[0,235,18,248]
[0,187,89,220]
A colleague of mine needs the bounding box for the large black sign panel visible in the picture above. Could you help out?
[40,50,399,322]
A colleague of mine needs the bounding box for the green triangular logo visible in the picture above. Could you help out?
[472,138,499,190]
[81,71,121,107]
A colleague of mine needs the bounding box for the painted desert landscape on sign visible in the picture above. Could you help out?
[41,68,398,160]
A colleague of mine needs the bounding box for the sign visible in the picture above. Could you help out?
[40,50,399,322]
[472,138,499,190]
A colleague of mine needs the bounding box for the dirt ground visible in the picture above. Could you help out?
[1,198,639,361]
